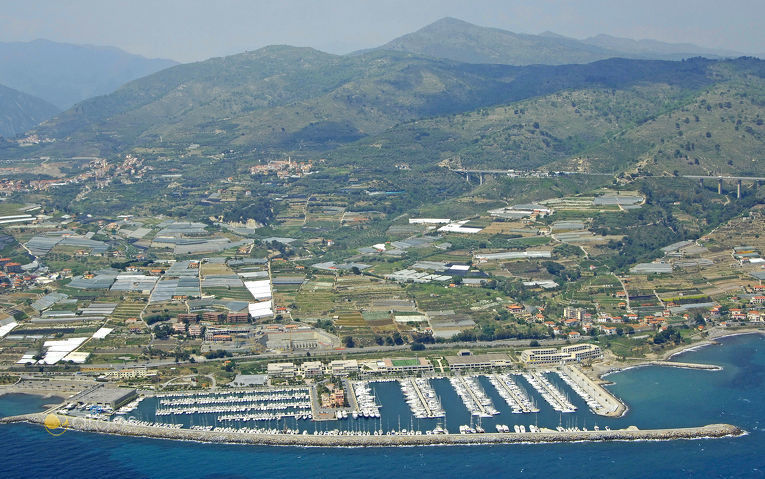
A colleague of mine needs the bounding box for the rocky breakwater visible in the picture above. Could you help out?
[0,414,743,447]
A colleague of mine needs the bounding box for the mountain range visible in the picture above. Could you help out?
[374,17,742,65]
[3,17,764,180]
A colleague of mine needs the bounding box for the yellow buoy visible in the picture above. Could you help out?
[44,413,68,436]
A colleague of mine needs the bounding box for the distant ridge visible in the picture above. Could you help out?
[0,39,178,109]
[374,17,740,65]
[0,83,59,138]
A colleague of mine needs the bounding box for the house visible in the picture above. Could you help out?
[203,311,226,322]
[506,304,524,314]
[227,312,249,323]
[751,296,765,304]
[729,309,746,321]
[188,324,203,337]
[568,331,581,340]
[332,388,345,407]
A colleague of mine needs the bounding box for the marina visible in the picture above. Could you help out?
[97,373,622,433]
[131,388,314,427]
[34,366,693,437]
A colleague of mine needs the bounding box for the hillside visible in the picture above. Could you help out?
[0,83,59,138]
[375,17,737,65]
[327,58,765,177]
[0,39,177,109]
[22,50,738,157]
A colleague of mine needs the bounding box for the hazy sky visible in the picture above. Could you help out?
[0,0,762,62]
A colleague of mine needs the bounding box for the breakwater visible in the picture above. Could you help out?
[647,361,722,370]
[1,413,743,447]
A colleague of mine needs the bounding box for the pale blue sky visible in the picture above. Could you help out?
[0,0,762,62]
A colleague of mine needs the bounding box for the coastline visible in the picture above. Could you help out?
[0,389,67,406]
[0,413,744,447]
[595,328,765,381]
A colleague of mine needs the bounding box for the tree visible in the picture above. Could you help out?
[410,343,426,351]
[529,340,540,347]
[343,336,355,348]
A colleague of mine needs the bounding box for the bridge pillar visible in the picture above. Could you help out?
[465,173,470,183]
[699,178,703,188]
[718,178,723,195]
[737,180,742,199]
[479,173,483,186]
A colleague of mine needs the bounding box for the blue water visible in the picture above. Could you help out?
[1,333,764,478]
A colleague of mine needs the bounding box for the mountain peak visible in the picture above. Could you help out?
[376,17,737,66]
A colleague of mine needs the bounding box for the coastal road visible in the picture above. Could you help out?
[81,336,577,370]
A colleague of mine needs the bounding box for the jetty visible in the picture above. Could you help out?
[648,361,722,371]
[0,413,744,447]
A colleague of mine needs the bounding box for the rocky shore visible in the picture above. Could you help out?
[0,413,743,447]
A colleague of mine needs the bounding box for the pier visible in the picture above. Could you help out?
[457,376,487,416]
[1,413,744,447]
[408,378,432,417]
[451,376,498,417]
[523,372,576,413]
[399,378,444,418]
[489,374,539,413]
[344,379,359,413]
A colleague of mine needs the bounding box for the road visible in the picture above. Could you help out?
[79,336,577,370]
[616,275,631,312]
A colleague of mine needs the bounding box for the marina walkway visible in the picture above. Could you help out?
[407,378,433,417]
[456,376,488,416]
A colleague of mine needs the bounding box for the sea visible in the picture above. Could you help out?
[1,333,764,479]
